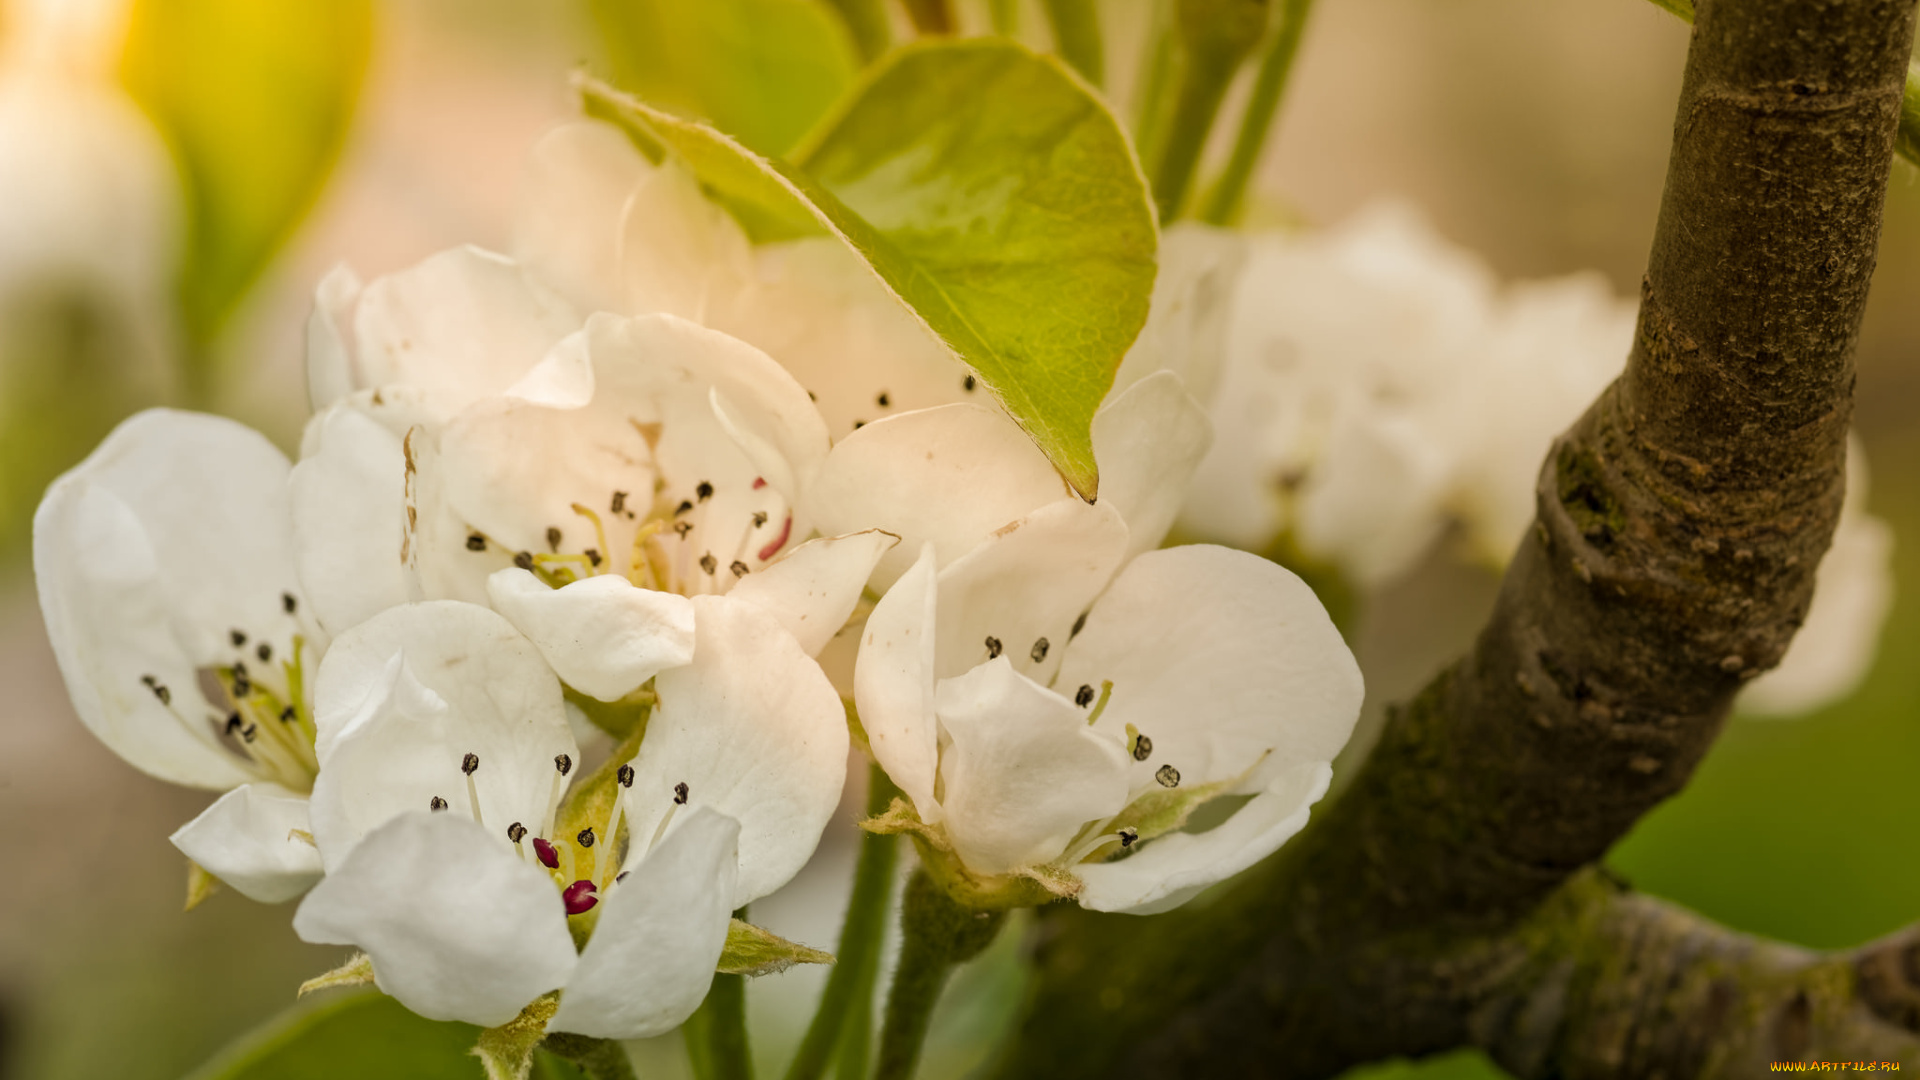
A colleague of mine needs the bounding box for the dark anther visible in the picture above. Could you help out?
[230,629,247,648]
[1155,764,1181,788]
[233,660,248,679]
[963,374,977,392]
[231,674,251,698]
[675,500,694,517]
[513,552,534,571]
[700,552,718,575]
[1133,733,1154,761]
[611,491,628,514]
[1031,637,1050,663]
[280,706,297,723]
[696,480,714,501]
[807,390,817,401]
[534,837,559,868]
[1119,827,1139,848]
[429,796,449,812]
[157,685,172,705]
[577,827,596,848]
[984,636,1003,659]
[1075,684,1096,707]
[225,712,243,734]
[241,724,258,743]
[616,871,630,884]
[730,560,750,577]
[508,822,527,843]
[752,511,769,528]
[876,391,891,408]
[617,764,634,788]
[562,879,599,915]
[142,674,157,687]
[462,752,480,775]
[853,420,866,430]
[466,533,487,552]
[282,592,298,614]
[585,549,602,567]
[673,781,689,805]
[554,753,573,776]
[673,521,694,537]
[256,643,272,663]
[1071,611,1088,638]
[546,526,562,552]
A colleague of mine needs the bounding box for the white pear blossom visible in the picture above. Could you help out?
[34,410,328,902]
[293,599,847,1034]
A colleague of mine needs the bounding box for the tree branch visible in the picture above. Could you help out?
[998,0,1918,1073]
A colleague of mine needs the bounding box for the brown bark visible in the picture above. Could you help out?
[997,0,1919,1074]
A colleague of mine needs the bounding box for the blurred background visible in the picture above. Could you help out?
[0,1,1913,1078]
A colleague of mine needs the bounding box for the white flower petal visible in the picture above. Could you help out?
[1076,762,1331,915]
[550,807,740,1039]
[725,530,898,657]
[352,246,578,421]
[853,543,941,820]
[34,409,310,789]
[1056,545,1360,791]
[514,121,650,317]
[1091,371,1213,560]
[934,658,1132,875]
[292,811,577,1027]
[1112,223,1246,406]
[310,602,576,869]
[805,404,1070,591]
[169,782,322,904]
[487,568,696,701]
[618,157,753,322]
[932,498,1129,682]
[1295,404,1452,586]
[291,403,411,637]
[305,263,363,411]
[627,595,848,908]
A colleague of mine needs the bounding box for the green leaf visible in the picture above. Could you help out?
[181,990,484,1080]
[717,918,836,977]
[121,0,372,348]
[577,40,1157,498]
[588,0,859,157]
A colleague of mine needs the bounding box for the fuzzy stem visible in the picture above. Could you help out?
[687,928,755,1080]
[543,1034,638,1080]
[1199,0,1315,224]
[783,767,902,1080]
[1041,0,1103,87]
[873,871,1005,1080]
[1149,0,1270,221]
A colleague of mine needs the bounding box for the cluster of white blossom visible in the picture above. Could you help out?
[1176,202,1894,717]
[34,119,1362,1034]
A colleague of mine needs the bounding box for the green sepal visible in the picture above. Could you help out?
[563,684,654,741]
[717,918,836,977]
[473,993,559,1080]
[862,798,1071,910]
[298,952,376,998]
[185,858,223,911]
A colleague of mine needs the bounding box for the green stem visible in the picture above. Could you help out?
[783,767,903,1080]
[687,925,755,1080]
[1131,0,1177,168]
[1041,0,1104,87]
[1149,0,1270,222]
[832,950,878,1080]
[988,0,1018,35]
[872,872,1006,1080]
[900,0,953,34]
[822,0,891,63]
[1199,0,1315,224]
[543,1034,639,1080]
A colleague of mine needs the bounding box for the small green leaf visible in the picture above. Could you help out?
[578,38,1157,499]
[718,918,836,977]
[588,0,859,157]
[181,991,484,1080]
[121,0,372,348]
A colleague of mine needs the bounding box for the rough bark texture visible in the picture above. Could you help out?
[997,0,1918,1075]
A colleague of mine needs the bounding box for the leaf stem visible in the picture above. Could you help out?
[822,0,891,63]
[988,0,1018,35]
[1041,0,1104,87]
[783,766,903,1080]
[1149,0,1270,222]
[1131,1,1177,166]
[872,871,1005,1080]
[687,924,755,1080]
[1199,0,1316,225]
